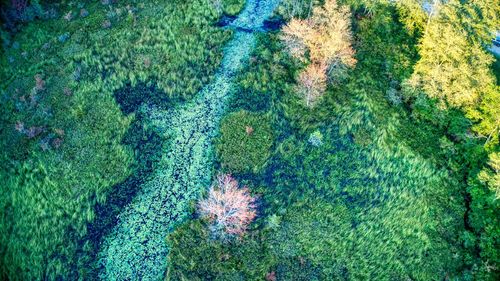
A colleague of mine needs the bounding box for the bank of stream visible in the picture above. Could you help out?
[96,1,281,279]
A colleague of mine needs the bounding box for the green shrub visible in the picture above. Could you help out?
[223,0,246,16]
[166,220,275,281]
[231,33,297,113]
[217,110,274,174]
[467,153,500,280]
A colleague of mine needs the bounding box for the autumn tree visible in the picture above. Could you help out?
[280,0,356,107]
[198,174,256,240]
[297,63,327,107]
[280,18,310,61]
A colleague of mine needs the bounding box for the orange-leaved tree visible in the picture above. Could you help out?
[198,174,257,240]
[280,0,356,107]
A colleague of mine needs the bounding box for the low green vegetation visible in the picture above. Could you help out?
[96,0,281,279]
[217,110,274,174]
[166,28,465,279]
[222,0,247,16]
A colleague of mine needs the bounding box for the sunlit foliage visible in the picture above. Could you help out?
[411,6,495,108]
[280,0,355,107]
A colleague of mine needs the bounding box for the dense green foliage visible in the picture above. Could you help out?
[222,0,247,16]
[167,219,274,280]
[96,0,281,279]
[468,153,500,279]
[217,110,274,173]
[0,0,237,279]
[395,1,500,278]
[1,0,498,280]
[167,27,462,281]
[166,0,499,280]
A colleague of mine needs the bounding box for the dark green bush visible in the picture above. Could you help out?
[166,220,274,281]
[217,110,274,174]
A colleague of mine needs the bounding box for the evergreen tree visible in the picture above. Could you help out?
[411,0,496,108]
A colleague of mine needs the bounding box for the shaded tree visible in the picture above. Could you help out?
[468,151,500,280]
[395,0,437,35]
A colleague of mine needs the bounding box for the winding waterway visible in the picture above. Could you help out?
[97,0,281,279]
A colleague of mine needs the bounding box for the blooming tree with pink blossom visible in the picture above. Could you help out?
[198,174,257,239]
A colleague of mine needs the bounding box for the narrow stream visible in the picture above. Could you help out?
[97,0,281,280]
